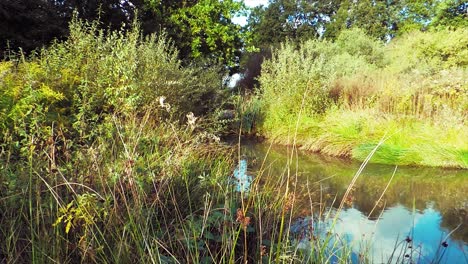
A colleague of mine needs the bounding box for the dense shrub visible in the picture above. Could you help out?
[258,29,380,134]
[0,19,240,263]
[0,18,227,157]
[387,27,468,73]
[335,28,386,67]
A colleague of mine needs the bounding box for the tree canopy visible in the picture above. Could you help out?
[248,0,468,47]
[0,0,247,68]
[247,0,340,48]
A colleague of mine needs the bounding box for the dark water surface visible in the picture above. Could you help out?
[240,142,468,263]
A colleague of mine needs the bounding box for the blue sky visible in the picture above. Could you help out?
[232,0,269,26]
[229,0,269,87]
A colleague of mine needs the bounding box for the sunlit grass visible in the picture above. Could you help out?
[256,28,468,168]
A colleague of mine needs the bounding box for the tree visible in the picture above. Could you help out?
[387,0,468,35]
[0,0,67,54]
[325,0,399,40]
[247,0,340,48]
[1,0,247,69]
[394,0,438,34]
[0,0,136,55]
[167,0,246,67]
[325,0,468,40]
[431,0,468,28]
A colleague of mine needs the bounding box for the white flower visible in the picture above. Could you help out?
[159,96,171,111]
[159,96,166,108]
[186,112,198,129]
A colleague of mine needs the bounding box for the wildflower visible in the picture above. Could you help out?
[260,245,267,256]
[236,208,244,222]
[243,217,251,230]
[235,208,251,230]
[283,194,295,211]
[186,112,198,129]
[442,241,448,247]
[405,236,412,243]
[158,96,171,111]
[212,134,220,142]
[159,96,166,107]
[344,195,354,206]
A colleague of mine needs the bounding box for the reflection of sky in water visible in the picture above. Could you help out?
[333,205,468,263]
[241,142,468,262]
[233,159,252,192]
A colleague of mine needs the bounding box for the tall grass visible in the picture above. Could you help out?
[257,28,468,168]
[0,17,348,263]
[0,18,238,263]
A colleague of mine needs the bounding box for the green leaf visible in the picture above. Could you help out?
[65,221,72,234]
[204,231,215,240]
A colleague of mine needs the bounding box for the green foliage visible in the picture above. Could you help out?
[249,0,466,43]
[54,193,108,235]
[335,28,386,67]
[169,0,246,67]
[1,0,248,69]
[0,18,227,157]
[395,0,438,33]
[0,17,245,262]
[236,93,264,135]
[247,0,340,48]
[431,1,468,28]
[387,27,468,72]
[326,0,397,40]
[257,28,468,168]
[396,0,468,31]
[1,3,468,263]
[258,29,384,137]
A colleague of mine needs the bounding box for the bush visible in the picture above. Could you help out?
[387,27,468,73]
[335,28,386,67]
[0,18,237,263]
[0,18,227,156]
[258,29,381,135]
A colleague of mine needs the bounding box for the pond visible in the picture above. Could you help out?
[239,141,468,263]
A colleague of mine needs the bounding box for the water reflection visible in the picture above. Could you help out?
[241,142,468,263]
[233,159,252,192]
[334,205,467,263]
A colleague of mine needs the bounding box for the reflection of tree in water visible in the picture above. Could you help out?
[440,208,467,242]
[242,142,468,243]
[353,177,467,242]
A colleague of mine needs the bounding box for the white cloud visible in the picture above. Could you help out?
[332,205,450,263]
[232,16,248,27]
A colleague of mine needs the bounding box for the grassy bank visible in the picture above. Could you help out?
[256,28,468,168]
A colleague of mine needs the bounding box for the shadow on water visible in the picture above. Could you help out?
[239,141,468,263]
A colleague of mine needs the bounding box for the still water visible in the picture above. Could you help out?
[240,142,468,263]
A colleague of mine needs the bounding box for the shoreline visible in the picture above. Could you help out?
[248,110,468,169]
